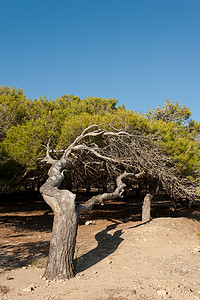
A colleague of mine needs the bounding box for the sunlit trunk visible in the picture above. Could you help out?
[142,192,153,222]
[44,206,78,280]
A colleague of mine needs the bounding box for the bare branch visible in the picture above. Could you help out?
[63,124,136,159]
[76,171,144,215]
[41,139,56,165]
[71,144,118,163]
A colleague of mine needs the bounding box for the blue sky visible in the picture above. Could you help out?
[1,0,200,121]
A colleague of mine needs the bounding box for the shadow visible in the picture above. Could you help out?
[0,214,53,232]
[173,207,200,222]
[74,220,123,273]
[0,191,50,214]
[7,234,29,238]
[0,241,49,272]
[127,219,152,230]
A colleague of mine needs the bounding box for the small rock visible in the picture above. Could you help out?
[132,289,137,294]
[93,271,98,274]
[107,259,112,264]
[85,220,93,226]
[7,276,15,280]
[181,268,188,274]
[23,286,34,293]
[45,279,51,284]
[23,283,39,293]
[157,289,168,297]
[194,247,200,253]
[189,247,200,254]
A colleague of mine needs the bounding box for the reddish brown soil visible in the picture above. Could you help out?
[0,192,200,299]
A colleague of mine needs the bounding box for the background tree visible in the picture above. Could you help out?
[146,100,192,125]
[145,101,200,180]
[1,85,199,196]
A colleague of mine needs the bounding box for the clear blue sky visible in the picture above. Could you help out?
[1,0,200,121]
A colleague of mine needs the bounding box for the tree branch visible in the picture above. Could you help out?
[63,124,136,159]
[70,144,119,163]
[41,139,56,165]
[76,171,144,215]
[63,124,106,158]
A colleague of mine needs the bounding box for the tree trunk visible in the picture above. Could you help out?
[40,156,79,280]
[142,192,153,222]
[169,198,177,216]
[44,205,78,280]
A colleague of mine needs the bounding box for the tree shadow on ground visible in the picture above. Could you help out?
[0,241,49,272]
[0,214,53,232]
[127,219,152,230]
[175,207,200,222]
[74,220,123,274]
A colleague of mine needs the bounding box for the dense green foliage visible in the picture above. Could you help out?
[145,101,200,178]
[0,85,200,192]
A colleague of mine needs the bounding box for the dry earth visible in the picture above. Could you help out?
[0,195,200,300]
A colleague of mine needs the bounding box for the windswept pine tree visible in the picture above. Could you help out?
[40,125,197,280]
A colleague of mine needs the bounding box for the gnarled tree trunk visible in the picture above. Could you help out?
[40,157,79,280]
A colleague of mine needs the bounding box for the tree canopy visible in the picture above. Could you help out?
[0,85,200,195]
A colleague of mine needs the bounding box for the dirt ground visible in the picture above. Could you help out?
[0,193,200,300]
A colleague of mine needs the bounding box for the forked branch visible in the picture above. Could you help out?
[76,171,144,214]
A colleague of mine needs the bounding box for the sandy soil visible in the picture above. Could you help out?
[0,196,200,300]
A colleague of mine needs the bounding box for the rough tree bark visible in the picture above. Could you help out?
[40,157,78,280]
[142,192,154,222]
[142,184,160,222]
